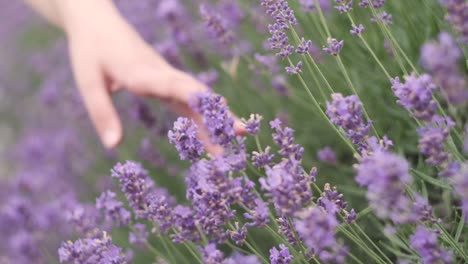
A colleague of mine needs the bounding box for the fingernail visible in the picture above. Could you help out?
[103,129,119,148]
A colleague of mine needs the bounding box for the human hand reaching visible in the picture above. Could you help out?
[26,0,244,153]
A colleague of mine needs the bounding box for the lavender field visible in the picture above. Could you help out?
[0,0,467,263]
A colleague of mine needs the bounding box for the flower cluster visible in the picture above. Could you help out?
[440,0,468,44]
[192,92,235,147]
[420,32,468,105]
[326,93,371,149]
[391,74,438,122]
[295,207,348,263]
[168,117,205,162]
[58,231,128,264]
[269,244,293,264]
[417,117,454,166]
[323,38,344,56]
[410,226,452,264]
[262,0,297,57]
[355,150,427,223]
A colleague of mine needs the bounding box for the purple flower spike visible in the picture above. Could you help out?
[350,24,365,35]
[193,92,235,147]
[252,146,275,168]
[58,231,128,264]
[326,93,371,149]
[355,150,423,223]
[96,190,131,227]
[296,38,312,54]
[242,114,263,135]
[111,161,174,231]
[452,163,468,221]
[229,222,247,245]
[317,146,337,165]
[295,207,348,263]
[323,38,344,56]
[334,0,353,13]
[200,243,224,264]
[441,0,468,44]
[244,198,270,227]
[285,61,303,75]
[129,223,148,247]
[269,244,293,264]
[410,226,452,264]
[420,32,468,105]
[417,117,454,166]
[260,160,313,216]
[200,4,234,45]
[391,73,438,122]
[168,117,205,162]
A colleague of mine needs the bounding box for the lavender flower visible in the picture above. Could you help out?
[95,191,131,227]
[371,12,392,24]
[186,158,235,240]
[410,226,452,264]
[270,118,304,161]
[58,231,128,264]
[170,205,200,243]
[252,146,275,168]
[200,4,234,45]
[229,222,247,245]
[440,0,468,44]
[334,0,353,13]
[350,24,365,35]
[317,146,337,165]
[269,244,293,264]
[111,161,174,231]
[285,61,303,75]
[296,38,312,54]
[359,0,386,8]
[417,117,454,166]
[224,253,261,264]
[129,223,148,247]
[168,117,205,162]
[295,207,348,263]
[420,32,468,105]
[260,160,313,216]
[277,218,298,245]
[242,114,263,135]
[299,0,332,13]
[192,92,235,147]
[391,73,438,122]
[244,199,270,227]
[323,38,344,56]
[452,163,468,221]
[355,150,420,223]
[262,0,297,57]
[326,93,371,149]
[200,243,224,264]
[317,183,352,216]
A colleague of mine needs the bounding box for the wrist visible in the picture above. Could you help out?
[55,0,121,38]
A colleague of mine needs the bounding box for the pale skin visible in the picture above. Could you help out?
[24,0,245,154]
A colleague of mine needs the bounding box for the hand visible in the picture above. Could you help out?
[60,0,244,153]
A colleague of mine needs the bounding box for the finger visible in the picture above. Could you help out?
[74,67,122,148]
[168,101,223,156]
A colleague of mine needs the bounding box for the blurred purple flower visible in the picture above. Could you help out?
[334,0,353,13]
[58,231,128,264]
[391,73,438,122]
[317,146,337,165]
[417,117,454,166]
[252,146,275,168]
[410,226,452,264]
[420,32,468,105]
[96,191,131,227]
[452,163,468,221]
[285,61,303,75]
[244,199,270,228]
[440,0,468,44]
[242,114,263,135]
[323,38,344,56]
[355,150,423,223]
[295,207,348,263]
[129,223,148,247]
[350,24,365,35]
[200,243,225,264]
[269,244,293,264]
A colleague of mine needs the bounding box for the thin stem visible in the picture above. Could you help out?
[436,222,468,261]
[353,223,393,263]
